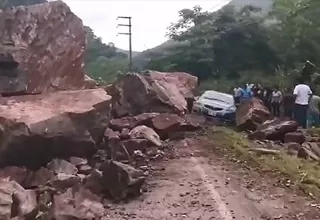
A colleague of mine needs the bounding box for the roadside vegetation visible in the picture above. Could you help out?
[207,126,320,199]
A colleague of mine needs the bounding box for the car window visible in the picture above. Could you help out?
[202,92,234,105]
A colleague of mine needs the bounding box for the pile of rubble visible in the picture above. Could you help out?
[237,98,320,161]
[0,2,204,219]
[0,95,203,220]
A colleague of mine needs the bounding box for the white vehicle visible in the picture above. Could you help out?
[193,90,236,121]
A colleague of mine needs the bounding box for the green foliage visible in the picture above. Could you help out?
[84,27,129,82]
[85,58,129,83]
[0,0,46,8]
[146,5,280,80]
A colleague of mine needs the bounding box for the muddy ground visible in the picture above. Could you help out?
[105,129,320,220]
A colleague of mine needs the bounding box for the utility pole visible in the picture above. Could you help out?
[117,16,132,72]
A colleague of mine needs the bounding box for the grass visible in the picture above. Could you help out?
[207,126,320,199]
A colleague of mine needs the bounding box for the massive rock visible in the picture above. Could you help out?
[52,187,104,220]
[248,119,299,141]
[121,139,149,155]
[151,113,202,138]
[298,142,320,161]
[83,75,98,89]
[0,88,111,168]
[236,98,271,131]
[0,179,37,219]
[0,166,30,186]
[109,112,159,131]
[111,71,198,116]
[284,132,306,144]
[47,159,78,175]
[0,53,27,96]
[129,125,162,147]
[0,1,87,94]
[101,160,145,201]
[298,142,320,160]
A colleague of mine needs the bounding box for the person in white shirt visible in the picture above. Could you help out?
[293,78,313,128]
[233,87,242,106]
[271,87,282,117]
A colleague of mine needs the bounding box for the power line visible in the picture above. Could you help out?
[117,16,132,72]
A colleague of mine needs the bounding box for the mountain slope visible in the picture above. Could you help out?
[132,0,274,71]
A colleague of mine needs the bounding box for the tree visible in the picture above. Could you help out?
[147,5,279,80]
[84,26,128,82]
[271,0,320,69]
[0,0,46,8]
[84,26,127,64]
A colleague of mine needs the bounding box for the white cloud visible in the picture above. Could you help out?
[62,0,230,51]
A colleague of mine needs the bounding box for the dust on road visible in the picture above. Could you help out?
[106,137,320,220]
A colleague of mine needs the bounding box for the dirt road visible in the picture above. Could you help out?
[106,137,320,220]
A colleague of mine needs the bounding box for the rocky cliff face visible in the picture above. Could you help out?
[0,1,87,94]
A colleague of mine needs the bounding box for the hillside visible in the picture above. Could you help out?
[116,48,140,57]
[132,40,186,70]
[228,0,273,14]
[133,0,274,72]
[132,0,320,93]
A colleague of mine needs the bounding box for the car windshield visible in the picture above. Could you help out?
[202,92,234,105]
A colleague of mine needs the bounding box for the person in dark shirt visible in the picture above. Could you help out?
[252,85,259,97]
[262,87,272,111]
[282,89,295,120]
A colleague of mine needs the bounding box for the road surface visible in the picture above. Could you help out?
[106,136,320,220]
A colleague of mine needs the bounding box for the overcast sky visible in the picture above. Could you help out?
[62,0,230,52]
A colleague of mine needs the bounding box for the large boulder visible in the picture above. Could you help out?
[236,98,271,131]
[47,159,78,175]
[51,187,104,220]
[129,125,162,147]
[284,132,306,144]
[0,166,30,186]
[151,113,202,138]
[109,112,159,131]
[101,160,145,201]
[298,143,320,161]
[83,75,98,89]
[0,88,111,168]
[248,119,299,141]
[0,53,27,96]
[121,139,149,155]
[111,71,198,116]
[0,179,37,220]
[0,1,87,93]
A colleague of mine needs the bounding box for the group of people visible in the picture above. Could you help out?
[233,79,320,129]
[233,83,283,117]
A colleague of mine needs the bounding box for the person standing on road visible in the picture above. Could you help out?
[293,78,313,128]
[271,87,282,117]
[233,87,241,106]
[309,94,320,127]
